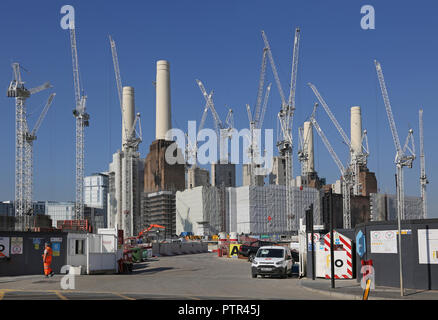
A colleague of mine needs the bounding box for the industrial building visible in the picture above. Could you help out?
[141,60,186,239]
[187,166,210,189]
[142,191,177,238]
[211,163,236,187]
[107,86,145,237]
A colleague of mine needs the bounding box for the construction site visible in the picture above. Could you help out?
[0,1,436,302]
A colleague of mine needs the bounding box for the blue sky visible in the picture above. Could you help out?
[0,0,436,216]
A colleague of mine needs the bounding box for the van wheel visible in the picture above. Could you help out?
[281,268,287,279]
[248,254,255,262]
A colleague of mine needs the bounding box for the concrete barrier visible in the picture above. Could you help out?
[150,242,208,256]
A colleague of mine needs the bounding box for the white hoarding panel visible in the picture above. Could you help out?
[370,230,397,254]
[418,229,438,264]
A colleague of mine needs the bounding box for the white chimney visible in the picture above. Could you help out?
[303,121,314,173]
[122,86,135,150]
[156,60,172,141]
[350,106,362,156]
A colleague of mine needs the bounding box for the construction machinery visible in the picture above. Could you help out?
[24,93,56,215]
[308,83,369,196]
[261,27,300,231]
[419,109,428,219]
[374,60,416,221]
[185,91,212,167]
[244,46,273,186]
[137,224,166,239]
[7,63,52,222]
[309,103,353,228]
[196,79,234,163]
[68,21,90,221]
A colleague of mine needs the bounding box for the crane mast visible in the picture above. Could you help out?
[25,93,56,219]
[262,28,300,231]
[69,24,89,221]
[7,63,51,222]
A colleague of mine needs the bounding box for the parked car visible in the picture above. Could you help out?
[239,240,277,262]
[251,246,294,279]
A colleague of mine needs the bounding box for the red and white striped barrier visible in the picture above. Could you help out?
[323,231,353,279]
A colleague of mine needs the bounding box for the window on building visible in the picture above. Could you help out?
[75,239,85,255]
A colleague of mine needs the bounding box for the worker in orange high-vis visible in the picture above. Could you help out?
[42,242,54,277]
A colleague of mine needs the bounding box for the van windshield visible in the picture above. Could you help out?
[256,248,284,258]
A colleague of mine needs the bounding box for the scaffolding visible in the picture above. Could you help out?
[143,191,176,238]
[370,193,423,221]
[228,185,321,235]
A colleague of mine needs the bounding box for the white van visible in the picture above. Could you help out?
[251,246,293,278]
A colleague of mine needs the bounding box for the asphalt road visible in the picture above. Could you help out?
[0,252,333,300]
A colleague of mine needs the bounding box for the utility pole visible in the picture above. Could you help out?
[306,204,315,280]
[329,188,335,288]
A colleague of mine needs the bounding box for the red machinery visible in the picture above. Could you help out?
[137,224,165,239]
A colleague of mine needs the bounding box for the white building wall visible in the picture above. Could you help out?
[176,186,222,236]
[227,185,321,235]
[84,174,108,209]
[107,151,143,236]
[45,201,75,227]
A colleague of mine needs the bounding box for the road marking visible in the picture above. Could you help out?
[52,290,68,300]
[113,293,136,300]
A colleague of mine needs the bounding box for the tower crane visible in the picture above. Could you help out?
[109,35,142,236]
[309,103,352,228]
[419,109,428,219]
[374,60,415,220]
[261,27,300,231]
[196,79,234,164]
[7,62,51,218]
[25,93,56,216]
[68,22,90,221]
[186,91,212,167]
[297,124,310,177]
[374,60,415,297]
[308,83,369,196]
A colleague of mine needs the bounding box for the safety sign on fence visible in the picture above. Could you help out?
[0,237,10,258]
[11,237,23,255]
[32,238,42,250]
[324,231,353,279]
[52,242,61,257]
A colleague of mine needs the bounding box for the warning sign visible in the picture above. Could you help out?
[370,230,397,254]
[32,238,42,250]
[11,237,23,255]
[0,237,10,258]
[229,244,241,258]
[52,242,61,257]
